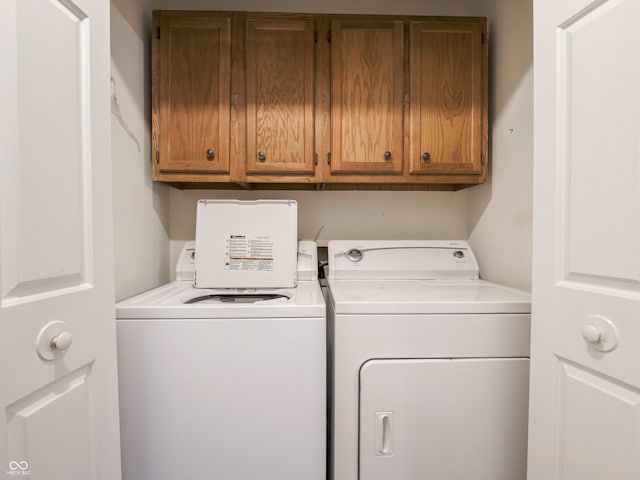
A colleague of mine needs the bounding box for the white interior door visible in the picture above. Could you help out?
[529,0,640,478]
[0,1,122,479]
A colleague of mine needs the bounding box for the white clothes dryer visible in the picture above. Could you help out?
[326,240,531,480]
[116,240,326,480]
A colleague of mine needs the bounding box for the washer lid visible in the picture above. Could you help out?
[195,199,298,289]
[328,279,531,314]
[116,280,325,319]
[328,240,480,280]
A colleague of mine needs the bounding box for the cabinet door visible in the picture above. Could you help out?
[408,20,486,176]
[330,19,404,175]
[245,16,316,176]
[154,13,231,176]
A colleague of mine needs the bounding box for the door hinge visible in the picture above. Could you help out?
[314,153,318,165]
[155,151,160,164]
[327,152,331,165]
[327,30,331,43]
[156,27,161,39]
[314,30,318,42]
[481,32,486,44]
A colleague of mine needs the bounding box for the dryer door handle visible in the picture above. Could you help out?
[375,412,394,456]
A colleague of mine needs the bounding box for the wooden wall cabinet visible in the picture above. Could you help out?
[151,11,488,189]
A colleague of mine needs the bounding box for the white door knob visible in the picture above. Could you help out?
[50,331,73,351]
[36,321,73,361]
[581,315,619,353]
[581,324,602,344]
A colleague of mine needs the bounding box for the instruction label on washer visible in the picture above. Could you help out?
[224,235,274,271]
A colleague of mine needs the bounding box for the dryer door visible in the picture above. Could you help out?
[359,358,529,480]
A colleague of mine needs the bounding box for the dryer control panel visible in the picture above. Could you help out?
[327,240,480,281]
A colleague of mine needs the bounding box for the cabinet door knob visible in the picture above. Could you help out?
[257,151,266,162]
[384,151,392,160]
[422,152,431,162]
[206,149,215,160]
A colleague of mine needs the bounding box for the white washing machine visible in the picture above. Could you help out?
[326,240,531,480]
[116,200,325,480]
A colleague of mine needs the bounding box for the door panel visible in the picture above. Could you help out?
[6,366,95,479]
[0,0,122,479]
[529,0,640,478]
[2,0,92,303]
[555,361,640,480]
[360,358,529,480]
[557,0,640,292]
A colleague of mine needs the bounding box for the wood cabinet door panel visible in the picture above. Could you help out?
[157,14,231,174]
[409,21,485,176]
[245,16,315,175]
[330,20,404,175]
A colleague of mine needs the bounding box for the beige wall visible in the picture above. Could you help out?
[117,0,534,291]
[111,0,171,300]
[169,189,470,276]
[467,0,533,291]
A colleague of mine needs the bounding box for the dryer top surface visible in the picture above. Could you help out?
[328,278,530,315]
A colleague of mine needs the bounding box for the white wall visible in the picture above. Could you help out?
[153,0,534,289]
[467,0,533,291]
[111,0,171,300]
